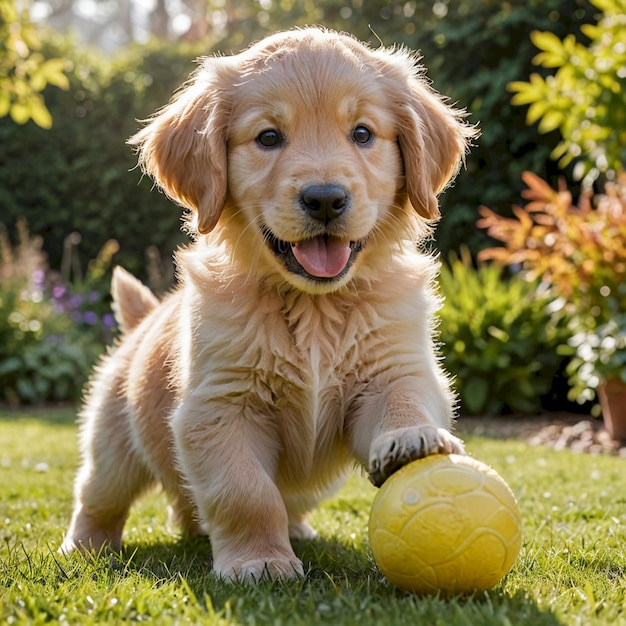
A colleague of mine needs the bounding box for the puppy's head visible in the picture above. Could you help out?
[129,28,476,293]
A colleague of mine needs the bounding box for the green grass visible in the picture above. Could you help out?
[1,408,625,625]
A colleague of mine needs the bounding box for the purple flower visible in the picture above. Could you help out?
[88,291,99,302]
[70,294,83,309]
[103,313,117,328]
[32,270,46,287]
[52,285,66,299]
[83,311,99,325]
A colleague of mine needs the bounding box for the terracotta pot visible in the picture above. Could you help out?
[597,379,626,441]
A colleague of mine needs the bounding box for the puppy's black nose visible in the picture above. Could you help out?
[300,184,348,223]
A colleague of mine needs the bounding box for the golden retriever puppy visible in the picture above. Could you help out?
[61,27,475,582]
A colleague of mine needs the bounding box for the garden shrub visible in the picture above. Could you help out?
[478,172,626,324]
[478,171,626,410]
[509,0,626,184]
[438,249,571,415]
[0,220,115,405]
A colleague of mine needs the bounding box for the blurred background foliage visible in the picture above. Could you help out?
[2,0,598,274]
[438,248,572,415]
[509,0,626,185]
[0,0,69,128]
[2,0,626,413]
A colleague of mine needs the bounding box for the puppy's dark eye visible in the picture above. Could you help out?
[257,129,284,148]
[352,125,373,145]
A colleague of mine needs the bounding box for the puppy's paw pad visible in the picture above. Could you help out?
[369,426,465,487]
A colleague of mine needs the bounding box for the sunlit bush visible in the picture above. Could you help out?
[509,0,626,184]
[478,171,626,323]
[478,171,626,408]
[0,0,68,128]
[438,249,570,415]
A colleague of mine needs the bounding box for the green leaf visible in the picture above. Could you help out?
[16,377,37,403]
[538,109,563,134]
[39,58,69,90]
[27,94,52,129]
[487,326,510,343]
[580,24,600,40]
[29,70,47,92]
[526,100,548,125]
[509,74,546,105]
[591,0,618,14]
[9,100,30,124]
[0,357,23,375]
[550,140,571,160]
[533,50,566,69]
[463,377,489,414]
[530,30,564,55]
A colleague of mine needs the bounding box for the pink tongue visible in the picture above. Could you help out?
[291,236,352,278]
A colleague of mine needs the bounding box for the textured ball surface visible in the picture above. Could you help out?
[369,454,522,595]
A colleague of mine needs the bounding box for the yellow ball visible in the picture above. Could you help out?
[369,454,522,595]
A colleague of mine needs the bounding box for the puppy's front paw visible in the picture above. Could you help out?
[369,425,465,487]
[215,555,305,583]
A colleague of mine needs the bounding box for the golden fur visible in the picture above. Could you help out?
[61,28,476,582]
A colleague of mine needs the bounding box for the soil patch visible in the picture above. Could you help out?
[457,413,626,457]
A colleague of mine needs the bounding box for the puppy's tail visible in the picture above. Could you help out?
[111,266,159,334]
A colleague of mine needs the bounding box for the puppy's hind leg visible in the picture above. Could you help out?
[60,396,154,555]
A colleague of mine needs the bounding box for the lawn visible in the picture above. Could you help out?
[1,407,625,625]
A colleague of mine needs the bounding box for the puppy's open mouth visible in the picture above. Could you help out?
[261,227,364,281]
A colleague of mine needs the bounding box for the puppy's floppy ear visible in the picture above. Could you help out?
[394,65,477,220]
[128,59,233,234]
